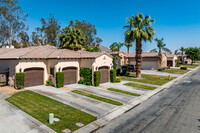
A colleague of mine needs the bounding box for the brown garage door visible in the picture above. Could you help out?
[99,66,110,83]
[63,67,77,85]
[24,68,44,87]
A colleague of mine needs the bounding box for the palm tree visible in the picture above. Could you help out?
[58,26,85,50]
[124,42,133,53]
[150,38,171,53]
[110,42,124,53]
[179,47,185,64]
[174,49,178,55]
[124,13,155,78]
[110,43,117,52]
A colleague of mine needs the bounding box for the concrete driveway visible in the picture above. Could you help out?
[0,92,55,133]
[26,85,117,118]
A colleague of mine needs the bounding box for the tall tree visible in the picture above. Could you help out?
[110,43,118,52]
[36,14,60,46]
[0,20,9,46]
[58,26,85,50]
[110,42,124,53]
[0,0,27,47]
[124,13,155,78]
[179,47,185,64]
[185,47,200,65]
[174,49,178,55]
[18,31,29,47]
[124,42,133,53]
[150,38,172,53]
[69,20,102,48]
[31,32,40,45]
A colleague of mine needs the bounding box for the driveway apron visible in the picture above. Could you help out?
[26,85,117,117]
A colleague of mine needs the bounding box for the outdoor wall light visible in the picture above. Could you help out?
[19,68,22,72]
[58,67,61,72]
[96,67,98,71]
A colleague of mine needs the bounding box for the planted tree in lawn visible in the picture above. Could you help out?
[179,47,185,64]
[110,43,118,52]
[124,13,155,78]
[0,0,27,47]
[110,42,124,54]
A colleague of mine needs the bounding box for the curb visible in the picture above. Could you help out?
[73,66,200,133]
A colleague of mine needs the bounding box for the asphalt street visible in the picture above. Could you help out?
[96,67,200,133]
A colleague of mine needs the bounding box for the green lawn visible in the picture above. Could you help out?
[124,83,157,90]
[6,91,96,133]
[161,69,189,74]
[181,64,199,68]
[108,88,141,96]
[120,73,176,86]
[72,90,123,106]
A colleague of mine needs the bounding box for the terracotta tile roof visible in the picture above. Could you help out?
[0,46,112,59]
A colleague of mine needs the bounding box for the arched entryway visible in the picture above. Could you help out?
[99,66,110,83]
[24,67,44,87]
[62,67,78,85]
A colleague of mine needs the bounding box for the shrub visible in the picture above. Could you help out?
[158,68,163,71]
[94,71,101,86]
[180,67,187,70]
[115,78,121,83]
[167,66,170,69]
[121,65,128,76]
[176,64,181,67]
[86,82,91,86]
[78,80,84,84]
[117,69,121,76]
[110,69,116,83]
[56,72,64,88]
[15,72,24,89]
[46,79,52,86]
[80,68,92,85]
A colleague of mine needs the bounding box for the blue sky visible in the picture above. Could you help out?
[18,0,200,53]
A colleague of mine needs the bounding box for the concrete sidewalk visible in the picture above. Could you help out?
[0,92,55,133]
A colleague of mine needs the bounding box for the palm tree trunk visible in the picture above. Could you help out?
[181,51,183,64]
[136,39,142,78]
[158,51,162,69]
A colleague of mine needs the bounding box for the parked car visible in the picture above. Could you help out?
[127,64,136,72]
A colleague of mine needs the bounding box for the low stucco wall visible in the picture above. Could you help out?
[0,60,19,86]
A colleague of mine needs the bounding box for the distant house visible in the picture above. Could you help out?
[109,51,127,69]
[0,45,113,88]
[177,55,192,64]
[164,53,177,67]
[126,52,167,70]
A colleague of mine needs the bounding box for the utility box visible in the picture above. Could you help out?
[49,113,54,124]
[0,74,6,83]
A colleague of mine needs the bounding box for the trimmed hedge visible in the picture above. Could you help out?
[80,68,92,85]
[180,67,187,70]
[117,69,121,76]
[78,80,84,84]
[110,69,116,83]
[94,71,101,86]
[113,54,117,70]
[121,65,128,76]
[15,72,24,89]
[56,72,64,88]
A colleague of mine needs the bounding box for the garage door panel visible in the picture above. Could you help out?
[142,61,158,70]
[24,68,44,87]
[63,67,77,85]
[99,66,109,83]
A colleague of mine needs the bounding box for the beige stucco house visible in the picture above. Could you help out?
[164,53,177,67]
[0,45,113,87]
[126,52,167,70]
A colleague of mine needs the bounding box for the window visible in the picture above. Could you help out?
[50,68,54,76]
